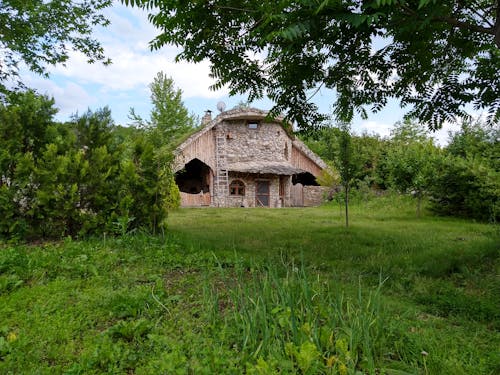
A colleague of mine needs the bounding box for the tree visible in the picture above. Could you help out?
[427,119,499,222]
[0,0,111,92]
[0,91,68,238]
[389,119,431,145]
[384,120,440,216]
[304,126,384,190]
[334,123,360,227]
[0,89,185,240]
[69,108,124,233]
[428,155,499,222]
[447,119,500,171]
[128,73,194,231]
[0,90,58,160]
[129,71,196,150]
[350,132,387,189]
[123,0,500,129]
[386,141,439,217]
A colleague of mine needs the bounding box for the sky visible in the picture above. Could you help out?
[21,3,461,145]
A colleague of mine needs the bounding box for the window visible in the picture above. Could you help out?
[248,121,259,129]
[229,180,245,196]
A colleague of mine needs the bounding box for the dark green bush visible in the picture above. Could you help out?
[0,91,177,240]
[428,155,499,222]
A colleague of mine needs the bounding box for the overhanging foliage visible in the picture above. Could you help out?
[0,0,112,93]
[123,0,500,129]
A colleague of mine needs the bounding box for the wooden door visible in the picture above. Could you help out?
[279,176,286,207]
[256,180,270,207]
[291,183,304,207]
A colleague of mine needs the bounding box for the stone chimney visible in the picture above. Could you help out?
[201,110,212,125]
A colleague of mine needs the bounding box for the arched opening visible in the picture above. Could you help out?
[292,172,319,186]
[229,180,245,196]
[175,158,212,194]
[291,172,321,207]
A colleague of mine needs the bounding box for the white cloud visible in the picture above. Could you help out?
[355,119,462,146]
[98,4,159,49]
[23,75,95,118]
[49,48,225,98]
[44,4,226,99]
[356,120,392,138]
[431,123,456,146]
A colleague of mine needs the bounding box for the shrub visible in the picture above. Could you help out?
[0,92,177,240]
[428,155,499,222]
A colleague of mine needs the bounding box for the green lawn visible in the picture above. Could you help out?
[1,196,499,374]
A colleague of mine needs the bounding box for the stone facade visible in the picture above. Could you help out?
[174,108,327,208]
[303,186,327,206]
[221,121,292,164]
[225,173,292,208]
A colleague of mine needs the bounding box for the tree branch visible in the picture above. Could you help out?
[494,1,500,48]
[307,81,325,101]
[214,5,256,13]
[435,15,494,36]
[400,3,498,48]
[459,0,495,27]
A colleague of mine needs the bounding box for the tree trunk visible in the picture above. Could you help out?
[495,1,500,48]
[417,193,422,218]
[345,185,349,228]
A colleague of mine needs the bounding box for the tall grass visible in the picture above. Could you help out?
[205,255,412,374]
[169,196,499,374]
[1,195,498,374]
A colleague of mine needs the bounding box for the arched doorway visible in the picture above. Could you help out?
[292,172,319,186]
[175,158,213,206]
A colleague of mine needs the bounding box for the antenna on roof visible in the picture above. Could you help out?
[216,101,226,113]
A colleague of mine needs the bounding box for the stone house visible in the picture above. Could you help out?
[173,107,328,207]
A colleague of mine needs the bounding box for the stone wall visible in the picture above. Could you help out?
[227,173,285,207]
[221,121,292,164]
[175,108,327,208]
[303,186,328,206]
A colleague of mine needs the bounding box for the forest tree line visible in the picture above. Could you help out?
[303,119,499,222]
[1,80,498,241]
[0,73,195,241]
[1,1,499,240]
